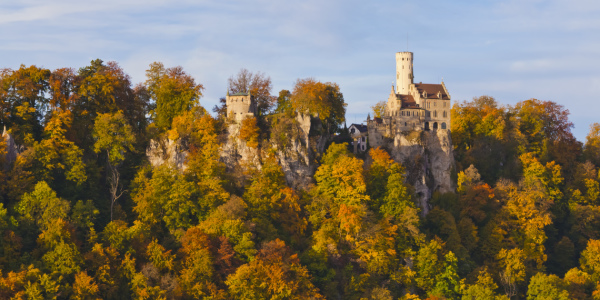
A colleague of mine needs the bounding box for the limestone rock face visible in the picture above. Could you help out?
[146,138,188,170]
[220,113,324,190]
[274,113,322,189]
[2,127,20,169]
[372,128,455,214]
[221,122,261,169]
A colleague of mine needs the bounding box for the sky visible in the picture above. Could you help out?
[1,0,599,141]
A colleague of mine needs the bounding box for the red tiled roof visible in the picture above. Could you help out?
[414,83,450,100]
[397,94,419,108]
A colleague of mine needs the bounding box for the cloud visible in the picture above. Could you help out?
[0,0,598,140]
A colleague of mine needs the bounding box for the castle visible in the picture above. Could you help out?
[225,90,257,122]
[366,51,451,148]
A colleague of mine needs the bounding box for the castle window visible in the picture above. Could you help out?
[441,122,447,129]
[405,122,407,126]
[434,111,437,118]
[426,111,430,117]
[434,101,436,107]
[443,111,447,118]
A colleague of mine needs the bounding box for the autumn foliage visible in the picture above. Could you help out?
[0,61,599,299]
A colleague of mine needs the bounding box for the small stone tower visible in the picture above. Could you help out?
[226,91,257,122]
[395,52,414,95]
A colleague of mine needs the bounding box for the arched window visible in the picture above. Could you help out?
[443,111,447,118]
[425,122,430,130]
[434,111,437,118]
[441,122,447,129]
[404,122,407,126]
[433,122,438,129]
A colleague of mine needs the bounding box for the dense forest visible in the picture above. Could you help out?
[0,60,599,300]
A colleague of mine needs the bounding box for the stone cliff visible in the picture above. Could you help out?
[146,138,188,171]
[369,127,455,214]
[147,113,328,190]
[2,127,20,169]
[221,113,325,190]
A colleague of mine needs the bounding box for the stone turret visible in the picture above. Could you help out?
[395,52,413,95]
[226,90,257,122]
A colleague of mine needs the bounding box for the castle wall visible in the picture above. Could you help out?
[226,94,256,122]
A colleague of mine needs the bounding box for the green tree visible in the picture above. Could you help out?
[73,60,142,151]
[580,239,600,282]
[462,268,504,300]
[38,218,82,276]
[431,251,461,299]
[415,239,444,293]
[526,273,569,300]
[93,111,135,220]
[16,181,70,230]
[584,123,600,166]
[72,271,101,300]
[274,89,293,114]
[32,108,87,185]
[226,239,323,299]
[311,143,370,249]
[0,65,50,145]
[145,62,203,131]
[497,248,526,299]
[371,101,386,119]
[178,227,223,298]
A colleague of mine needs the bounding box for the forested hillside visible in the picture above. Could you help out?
[0,60,599,299]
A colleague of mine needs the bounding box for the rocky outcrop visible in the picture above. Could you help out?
[274,113,320,189]
[370,128,455,214]
[146,138,188,170]
[2,127,21,169]
[219,113,325,190]
[220,122,261,169]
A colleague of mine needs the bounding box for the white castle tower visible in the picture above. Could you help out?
[395,52,413,95]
